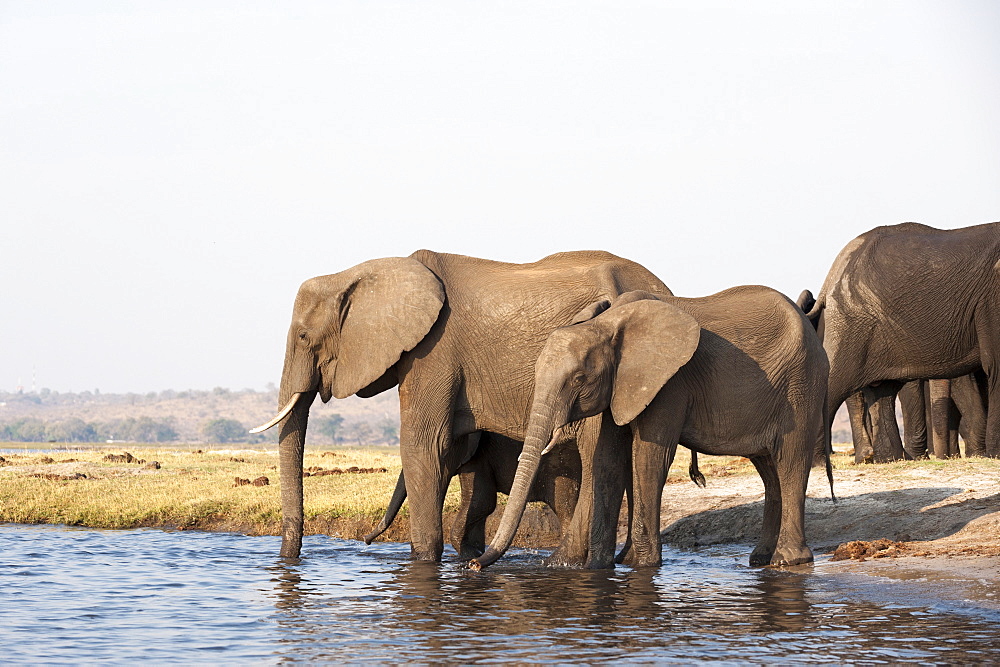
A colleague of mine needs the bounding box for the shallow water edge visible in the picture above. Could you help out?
[2,524,1000,663]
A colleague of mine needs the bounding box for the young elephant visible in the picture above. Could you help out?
[472,288,829,570]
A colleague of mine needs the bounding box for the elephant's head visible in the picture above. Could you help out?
[470,291,700,569]
[251,257,445,558]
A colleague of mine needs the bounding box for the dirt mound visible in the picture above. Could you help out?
[831,539,907,561]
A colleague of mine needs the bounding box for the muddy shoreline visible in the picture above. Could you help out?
[653,460,1000,610]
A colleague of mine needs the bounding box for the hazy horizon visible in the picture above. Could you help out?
[3,1,999,394]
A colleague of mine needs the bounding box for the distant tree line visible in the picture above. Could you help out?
[0,386,277,408]
[197,415,399,446]
[0,415,400,446]
[311,415,399,446]
[0,386,401,446]
[0,417,180,443]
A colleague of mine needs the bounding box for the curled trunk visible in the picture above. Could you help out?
[470,406,556,570]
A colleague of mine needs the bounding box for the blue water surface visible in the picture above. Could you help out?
[1,524,998,663]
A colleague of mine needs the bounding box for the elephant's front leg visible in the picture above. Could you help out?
[928,379,961,458]
[617,436,673,568]
[983,371,1000,458]
[953,372,987,456]
[861,381,906,463]
[547,414,627,568]
[899,380,929,459]
[398,386,457,561]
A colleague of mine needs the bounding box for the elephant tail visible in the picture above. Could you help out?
[688,450,706,488]
[364,471,407,544]
[822,405,836,503]
[796,289,824,332]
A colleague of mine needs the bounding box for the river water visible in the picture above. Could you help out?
[2,524,998,663]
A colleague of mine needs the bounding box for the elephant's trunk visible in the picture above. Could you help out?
[364,471,406,544]
[277,388,316,559]
[470,405,557,570]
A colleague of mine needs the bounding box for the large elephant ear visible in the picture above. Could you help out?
[333,257,445,398]
[597,298,701,426]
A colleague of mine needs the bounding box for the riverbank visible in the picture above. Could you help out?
[2,444,997,584]
[659,448,1000,606]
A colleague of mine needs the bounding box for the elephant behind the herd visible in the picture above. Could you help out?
[804,221,1000,461]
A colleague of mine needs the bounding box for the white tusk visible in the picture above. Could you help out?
[540,427,563,456]
[249,392,302,433]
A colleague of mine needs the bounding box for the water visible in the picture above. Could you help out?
[2,524,999,663]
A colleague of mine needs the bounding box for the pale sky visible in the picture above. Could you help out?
[2,1,998,394]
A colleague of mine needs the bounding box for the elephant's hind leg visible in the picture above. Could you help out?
[768,434,814,567]
[748,454,781,567]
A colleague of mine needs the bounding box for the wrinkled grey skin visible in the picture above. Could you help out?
[473,288,828,570]
[804,222,1000,460]
[259,250,671,561]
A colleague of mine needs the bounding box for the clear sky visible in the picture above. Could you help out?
[2,1,998,394]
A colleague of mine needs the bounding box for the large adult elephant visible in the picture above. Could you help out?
[804,221,1000,458]
[251,250,672,560]
[472,287,829,570]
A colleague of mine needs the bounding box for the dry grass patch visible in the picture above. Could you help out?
[0,445,470,536]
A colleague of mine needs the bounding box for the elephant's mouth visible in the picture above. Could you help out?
[540,420,582,455]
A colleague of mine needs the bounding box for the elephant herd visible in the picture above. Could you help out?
[252,221,1000,569]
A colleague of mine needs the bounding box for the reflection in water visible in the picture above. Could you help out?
[265,545,1000,663]
[1,525,999,663]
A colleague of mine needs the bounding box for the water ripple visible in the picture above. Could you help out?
[1,524,999,662]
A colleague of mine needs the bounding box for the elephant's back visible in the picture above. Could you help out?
[670,286,828,384]
[829,222,1000,333]
[410,249,672,307]
[842,221,1000,291]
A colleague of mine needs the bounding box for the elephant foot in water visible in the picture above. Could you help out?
[614,541,662,568]
[750,544,813,567]
[542,550,586,568]
[454,543,485,561]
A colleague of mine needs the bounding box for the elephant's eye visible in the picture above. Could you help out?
[297,331,308,342]
[570,372,586,387]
